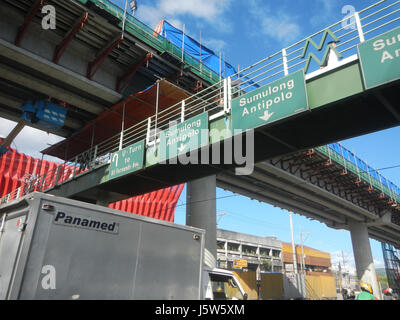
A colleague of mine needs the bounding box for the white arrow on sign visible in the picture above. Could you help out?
[178,143,187,153]
[259,110,274,122]
[112,153,119,166]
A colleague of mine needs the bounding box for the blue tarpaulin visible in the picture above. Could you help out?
[21,101,67,131]
[156,20,258,91]
[158,20,237,78]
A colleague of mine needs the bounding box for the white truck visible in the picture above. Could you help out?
[203,267,247,300]
[0,192,246,300]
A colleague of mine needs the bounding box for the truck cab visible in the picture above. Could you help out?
[203,268,247,300]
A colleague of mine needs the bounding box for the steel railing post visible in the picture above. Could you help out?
[354,12,365,43]
[146,117,151,146]
[282,48,289,76]
[226,77,232,114]
[92,145,98,169]
[181,100,185,123]
[223,78,228,114]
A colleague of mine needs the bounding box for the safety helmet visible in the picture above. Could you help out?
[360,282,373,294]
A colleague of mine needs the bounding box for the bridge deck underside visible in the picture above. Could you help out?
[88,78,400,194]
[44,79,400,246]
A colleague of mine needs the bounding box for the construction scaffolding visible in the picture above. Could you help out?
[382,243,400,296]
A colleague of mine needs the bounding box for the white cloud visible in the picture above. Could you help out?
[203,38,227,53]
[135,4,165,29]
[310,0,338,28]
[136,0,231,29]
[0,118,63,161]
[159,0,230,22]
[330,250,357,275]
[374,259,385,269]
[248,0,301,45]
[330,251,386,276]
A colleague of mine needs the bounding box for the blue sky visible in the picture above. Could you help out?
[1,0,399,272]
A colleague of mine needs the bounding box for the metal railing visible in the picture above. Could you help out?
[316,143,400,205]
[1,0,400,205]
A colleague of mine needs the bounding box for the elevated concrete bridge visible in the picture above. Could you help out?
[1,0,400,299]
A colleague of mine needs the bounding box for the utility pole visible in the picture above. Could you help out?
[338,262,343,293]
[300,232,311,274]
[289,213,298,274]
[216,211,227,226]
[342,251,347,288]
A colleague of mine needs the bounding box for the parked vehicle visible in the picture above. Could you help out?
[0,192,245,300]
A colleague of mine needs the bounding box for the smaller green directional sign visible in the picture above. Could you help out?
[232,70,309,132]
[109,140,145,180]
[358,26,400,89]
[159,112,209,163]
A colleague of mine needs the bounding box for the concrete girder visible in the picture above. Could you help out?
[256,162,380,221]
[0,92,22,109]
[54,11,89,64]
[249,168,365,223]
[366,211,392,227]
[216,173,346,225]
[0,38,122,106]
[87,34,124,80]
[367,230,400,249]
[0,62,106,115]
[217,180,344,228]
[14,0,43,47]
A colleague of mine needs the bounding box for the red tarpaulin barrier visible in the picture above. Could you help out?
[0,141,184,223]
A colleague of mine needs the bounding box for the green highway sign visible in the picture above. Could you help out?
[159,112,209,162]
[109,140,145,180]
[232,70,309,132]
[358,26,400,89]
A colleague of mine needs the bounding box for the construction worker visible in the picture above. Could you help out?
[320,41,341,69]
[383,288,394,300]
[356,282,378,300]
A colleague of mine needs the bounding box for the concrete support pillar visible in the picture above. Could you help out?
[96,198,110,207]
[186,175,217,268]
[349,221,381,299]
[96,200,109,207]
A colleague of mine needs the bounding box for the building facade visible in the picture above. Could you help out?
[281,242,332,274]
[216,229,283,273]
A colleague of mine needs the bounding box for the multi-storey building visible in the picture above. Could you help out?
[216,229,283,272]
[281,242,332,274]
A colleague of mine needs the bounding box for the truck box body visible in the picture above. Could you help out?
[0,193,205,300]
